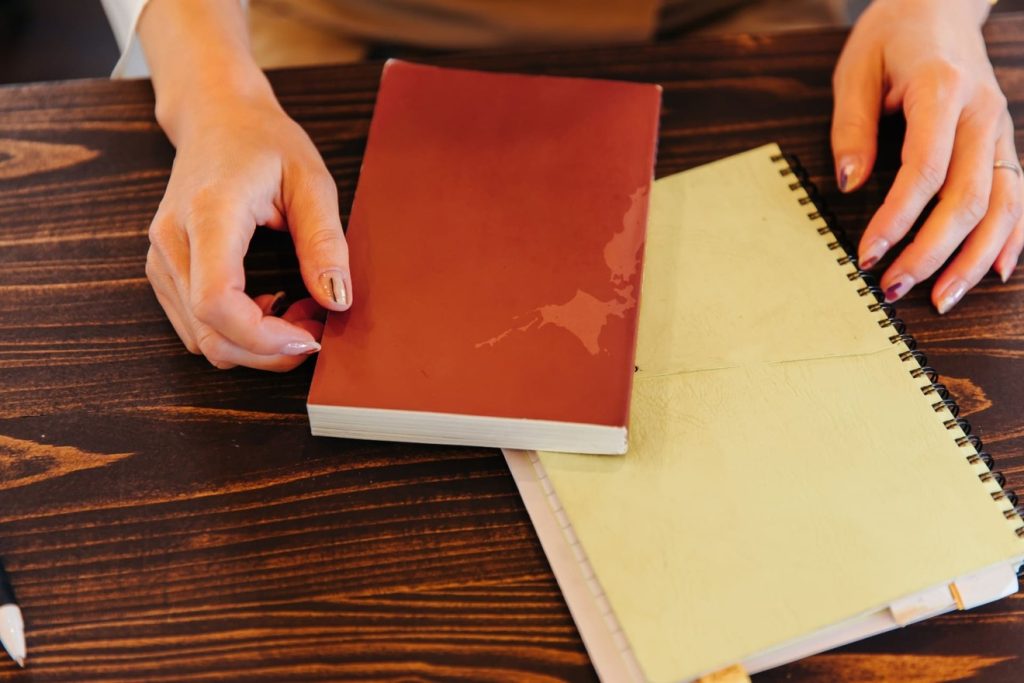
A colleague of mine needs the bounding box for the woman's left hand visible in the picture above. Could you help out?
[832,0,1023,313]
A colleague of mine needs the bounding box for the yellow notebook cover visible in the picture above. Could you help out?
[505,144,1024,682]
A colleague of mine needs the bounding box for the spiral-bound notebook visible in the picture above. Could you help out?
[504,144,1024,683]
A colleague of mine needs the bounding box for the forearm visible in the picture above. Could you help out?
[137,0,278,145]
[864,0,993,25]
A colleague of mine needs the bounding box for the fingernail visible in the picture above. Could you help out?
[319,270,349,309]
[838,158,859,193]
[268,290,288,316]
[281,341,321,356]
[936,278,969,315]
[884,274,915,302]
[998,257,1016,283]
[859,237,890,270]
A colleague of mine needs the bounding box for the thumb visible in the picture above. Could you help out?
[288,167,353,312]
[831,44,882,193]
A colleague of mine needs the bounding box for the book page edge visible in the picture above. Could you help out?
[504,448,645,683]
[310,405,627,453]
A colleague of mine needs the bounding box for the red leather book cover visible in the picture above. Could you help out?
[309,60,661,441]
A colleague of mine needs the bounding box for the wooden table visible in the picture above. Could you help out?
[2,14,1024,682]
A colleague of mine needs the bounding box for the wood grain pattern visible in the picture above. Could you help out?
[3,14,1024,682]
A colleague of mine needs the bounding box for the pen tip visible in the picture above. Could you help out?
[14,656,24,668]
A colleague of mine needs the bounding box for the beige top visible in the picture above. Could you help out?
[101,0,661,77]
[101,0,855,77]
[254,0,662,48]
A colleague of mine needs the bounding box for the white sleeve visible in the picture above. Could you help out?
[100,0,250,79]
[100,0,152,79]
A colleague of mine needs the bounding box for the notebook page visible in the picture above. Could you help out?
[536,145,1024,682]
[637,146,895,374]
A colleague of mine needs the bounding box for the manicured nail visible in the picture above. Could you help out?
[884,274,915,302]
[268,290,288,316]
[319,270,349,308]
[281,341,321,356]
[998,255,1019,283]
[838,158,859,193]
[859,237,889,270]
[936,278,968,315]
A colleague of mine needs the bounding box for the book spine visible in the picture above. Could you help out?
[771,152,1024,549]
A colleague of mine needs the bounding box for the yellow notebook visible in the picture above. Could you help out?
[504,144,1024,683]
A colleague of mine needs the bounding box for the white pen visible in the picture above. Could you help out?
[0,560,25,668]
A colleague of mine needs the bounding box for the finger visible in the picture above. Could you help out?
[931,122,1021,312]
[290,319,325,342]
[282,300,327,345]
[193,321,315,372]
[286,163,354,312]
[146,246,199,353]
[995,220,1024,282]
[858,81,963,270]
[183,293,314,372]
[880,99,1002,302]
[831,37,882,192]
[153,288,199,355]
[281,297,328,324]
[148,212,193,312]
[254,290,288,316]
[187,202,320,356]
[150,270,200,354]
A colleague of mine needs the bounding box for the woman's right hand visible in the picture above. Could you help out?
[833,0,1022,313]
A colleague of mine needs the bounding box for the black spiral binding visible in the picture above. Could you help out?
[770,151,1024,552]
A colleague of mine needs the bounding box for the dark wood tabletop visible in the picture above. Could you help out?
[2,12,1024,683]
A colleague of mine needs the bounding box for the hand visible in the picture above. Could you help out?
[138,0,352,370]
[146,92,352,371]
[832,0,1023,313]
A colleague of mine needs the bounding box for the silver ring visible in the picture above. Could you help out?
[994,159,1023,177]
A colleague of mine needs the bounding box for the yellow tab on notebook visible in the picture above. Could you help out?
[697,664,750,683]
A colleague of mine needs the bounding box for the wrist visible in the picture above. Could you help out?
[975,0,995,24]
[137,0,278,144]
[871,0,992,26]
[155,62,280,145]
[956,0,992,24]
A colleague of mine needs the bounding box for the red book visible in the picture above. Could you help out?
[308,60,661,454]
